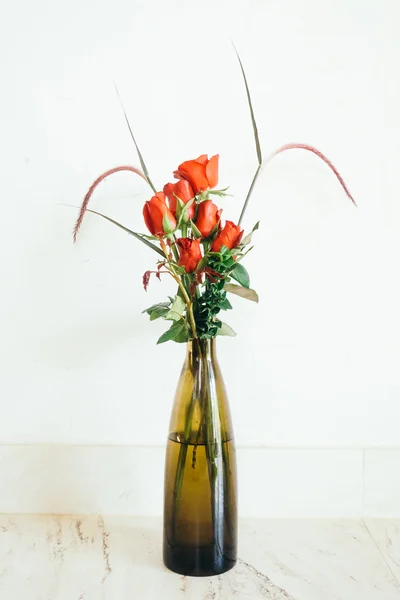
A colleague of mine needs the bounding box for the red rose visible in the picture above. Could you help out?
[173,154,219,195]
[163,180,195,220]
[143,192,176,236]
[177,238,202,273]
[211,221,243,252]
[195,200,221,238]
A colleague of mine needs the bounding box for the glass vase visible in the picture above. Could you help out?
[163,338,237,576]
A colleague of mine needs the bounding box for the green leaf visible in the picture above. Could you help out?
[174,264,187,276]
[176,197,196,228]
[238,246,254,260]
[150,307,170,321]
[165,295,186,322]
[196,255,208,271]
[224,283,259,303]
[207,187,231,198]
[217,322,237,337]
[184,197,195,212]
[142,301,172,321]
[241,221,260,246]
[191,220,202,239]
[114,83,157,193]
[175,196,185,221]
[142,301,171,314]
[86,209,164,256]
[231,246,254,264]
[225,257,236,269]
[140,233,161,241]
[174,327,190,343]
[157,321,187,345]
[218,297,233,310]
[162,212,175,234]
[219,245,232,256]
[197,190,210,202]
[230,263,250,288]
[208,222,220,238]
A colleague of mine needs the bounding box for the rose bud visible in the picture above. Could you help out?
[211,220,244,252]
[195,200,221,238]
[143,192,177,236]
[163,180,195,220]
[177,238,202,273]
[173,154,219,195]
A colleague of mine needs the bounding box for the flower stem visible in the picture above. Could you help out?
[160,241,198,339]
[170,339,204,542]
[171,235,180,262]
[201,346,225,559]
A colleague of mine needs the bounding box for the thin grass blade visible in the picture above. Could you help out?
[85,209,164,256]
[238,164,261,225]
[233,44,263,225]
[114,83,157,194]
[233,44,262,166]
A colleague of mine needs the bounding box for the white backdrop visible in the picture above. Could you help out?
[1,0,400,449]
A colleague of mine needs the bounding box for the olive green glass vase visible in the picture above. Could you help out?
[163,338,238,576]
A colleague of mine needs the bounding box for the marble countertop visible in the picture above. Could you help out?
[0,515,399,599]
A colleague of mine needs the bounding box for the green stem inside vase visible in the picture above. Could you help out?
[170,339,204,542]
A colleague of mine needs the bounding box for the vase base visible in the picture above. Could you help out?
[163,545,236,577]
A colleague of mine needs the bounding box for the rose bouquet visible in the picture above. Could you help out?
[73,71,354,344]
[72,50,354,576]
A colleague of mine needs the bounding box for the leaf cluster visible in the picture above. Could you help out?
[143,296,190,344]
[193,278,232,339]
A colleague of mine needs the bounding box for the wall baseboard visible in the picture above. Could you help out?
[0,446,397,517]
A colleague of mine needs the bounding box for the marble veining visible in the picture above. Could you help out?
[365,519,400,582]
[0,515,400,599]
[97,516,111,584]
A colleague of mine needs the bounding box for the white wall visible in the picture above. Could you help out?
[1,0,400,451]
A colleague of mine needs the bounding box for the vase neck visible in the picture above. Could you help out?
[168,335,233,444]
[186,338,217,362]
